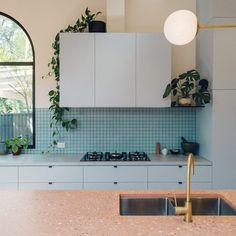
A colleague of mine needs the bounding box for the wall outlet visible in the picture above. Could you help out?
[57,142,65,149]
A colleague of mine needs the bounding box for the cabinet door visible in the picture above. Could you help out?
[148,166,186,182]
[19,166,83,183]
[95,33,136,107]
[84,166,147,182]
[0,183,18,191]
[0,167,18,182]
[19,183,83,190]
[213,30,236,89]
[212,90,236,188]
[84,182,147,190]
[136,33,171,107]
[148,182,212,190]
[60,33,95,107]
[19,166,52,182]
[148,182,185,190]
[52,166,83,182]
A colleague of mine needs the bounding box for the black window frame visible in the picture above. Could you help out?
[0,12,35,148]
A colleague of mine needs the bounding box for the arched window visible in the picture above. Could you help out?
[0,12,35,147]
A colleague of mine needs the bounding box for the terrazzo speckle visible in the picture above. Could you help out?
[0,190,236,236]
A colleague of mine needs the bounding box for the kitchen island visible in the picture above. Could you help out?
[0,189,236,236]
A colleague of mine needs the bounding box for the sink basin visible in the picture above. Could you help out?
[120,195,236,216]
[168,197,236,216]
[120,197,167,215]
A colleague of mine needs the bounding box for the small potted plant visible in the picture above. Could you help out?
[0,137,7,155]
[6,136,28,156]
[163,69,211,107]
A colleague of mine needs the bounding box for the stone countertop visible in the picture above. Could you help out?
[0,189,236,236]
[0,153,212,166]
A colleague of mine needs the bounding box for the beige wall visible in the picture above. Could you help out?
[126,0,196,80]
[0,0,196,108]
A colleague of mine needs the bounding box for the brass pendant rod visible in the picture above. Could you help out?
[199,24,236,29]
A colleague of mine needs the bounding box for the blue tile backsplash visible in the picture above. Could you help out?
[26,108,196,154]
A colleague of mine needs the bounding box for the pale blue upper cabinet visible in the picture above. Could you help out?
[60,33,95,107]
[95,33,136,107]
[59,33,171,108]
[136,33,171,107]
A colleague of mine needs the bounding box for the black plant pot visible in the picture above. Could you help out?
[89,20,106,32]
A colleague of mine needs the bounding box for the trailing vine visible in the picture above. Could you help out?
[43,8,101,149]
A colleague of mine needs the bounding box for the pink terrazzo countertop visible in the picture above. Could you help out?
[0,190,236,236]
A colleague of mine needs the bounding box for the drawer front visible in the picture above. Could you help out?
[84,182,147,190]
[0,167,18,182]
[191,182,212,189]
[19,182,83,190]
[52,166,83,182]
[148,182,212,190]
[148,182,185,190]
[0,183,18,190]
[191,166,212,182]
[84,166,147,182]
[19,166,83,182]
[148,166,186,182]
[19,166,52,182]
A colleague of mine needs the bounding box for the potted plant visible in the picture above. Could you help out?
[6,136,28,155]
[0,137,7,155]
[163,69,211,107]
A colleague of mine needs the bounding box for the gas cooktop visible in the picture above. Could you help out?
[80,151,150,162]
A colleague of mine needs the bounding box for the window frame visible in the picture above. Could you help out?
[0,12,35,148]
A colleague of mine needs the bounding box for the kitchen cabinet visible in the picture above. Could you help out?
[60,33,95,107]
[84,166,147,189]
[210,90,236,188]
[60,33,171,108]
[0,167,18,191]
[213,30,236,89]
[84,182,147,190]
[136,33,171,107]
[95,33,136,107]
[19,183,83,190]
[19,166,83,190]
[148,165,212,190]
[196,16,236,188]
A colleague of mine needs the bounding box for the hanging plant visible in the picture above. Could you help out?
[43,8,101,150]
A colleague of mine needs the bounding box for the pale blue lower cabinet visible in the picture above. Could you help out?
[83,166,147,190]
[147,166,212,190]
[19,182,83,190]
[0,164,212,190]
[18,166,83,190]
[84,182,147,190]
[0,167,18,190]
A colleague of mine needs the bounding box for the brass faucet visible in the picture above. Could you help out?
[175,153,194,223]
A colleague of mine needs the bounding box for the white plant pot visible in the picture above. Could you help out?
[178,97,192,106]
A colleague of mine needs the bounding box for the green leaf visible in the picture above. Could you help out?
[173,89,178,96]
[163,84,172,98]
[48,90,55,96]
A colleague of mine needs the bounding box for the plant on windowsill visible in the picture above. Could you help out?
[43,8,102,151]
[6,136,28,156]
[163,69,211,107]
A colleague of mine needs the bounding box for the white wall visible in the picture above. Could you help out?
[0,0,196,108]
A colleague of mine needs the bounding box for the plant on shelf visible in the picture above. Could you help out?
[163,69,211,107]
[43,8,101,150]
[6,136,28,155]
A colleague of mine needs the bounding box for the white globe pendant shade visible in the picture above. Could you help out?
[164,10,198,45]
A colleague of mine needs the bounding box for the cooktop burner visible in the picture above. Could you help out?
[80,151,150,161]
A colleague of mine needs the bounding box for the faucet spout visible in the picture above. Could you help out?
[175,153,195,223]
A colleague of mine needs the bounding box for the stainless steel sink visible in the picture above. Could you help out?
[168,197,236,216]
[120,197,168,215]
[120,195,236,216]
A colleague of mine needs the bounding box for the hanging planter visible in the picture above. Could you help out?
[43,8,102,151]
